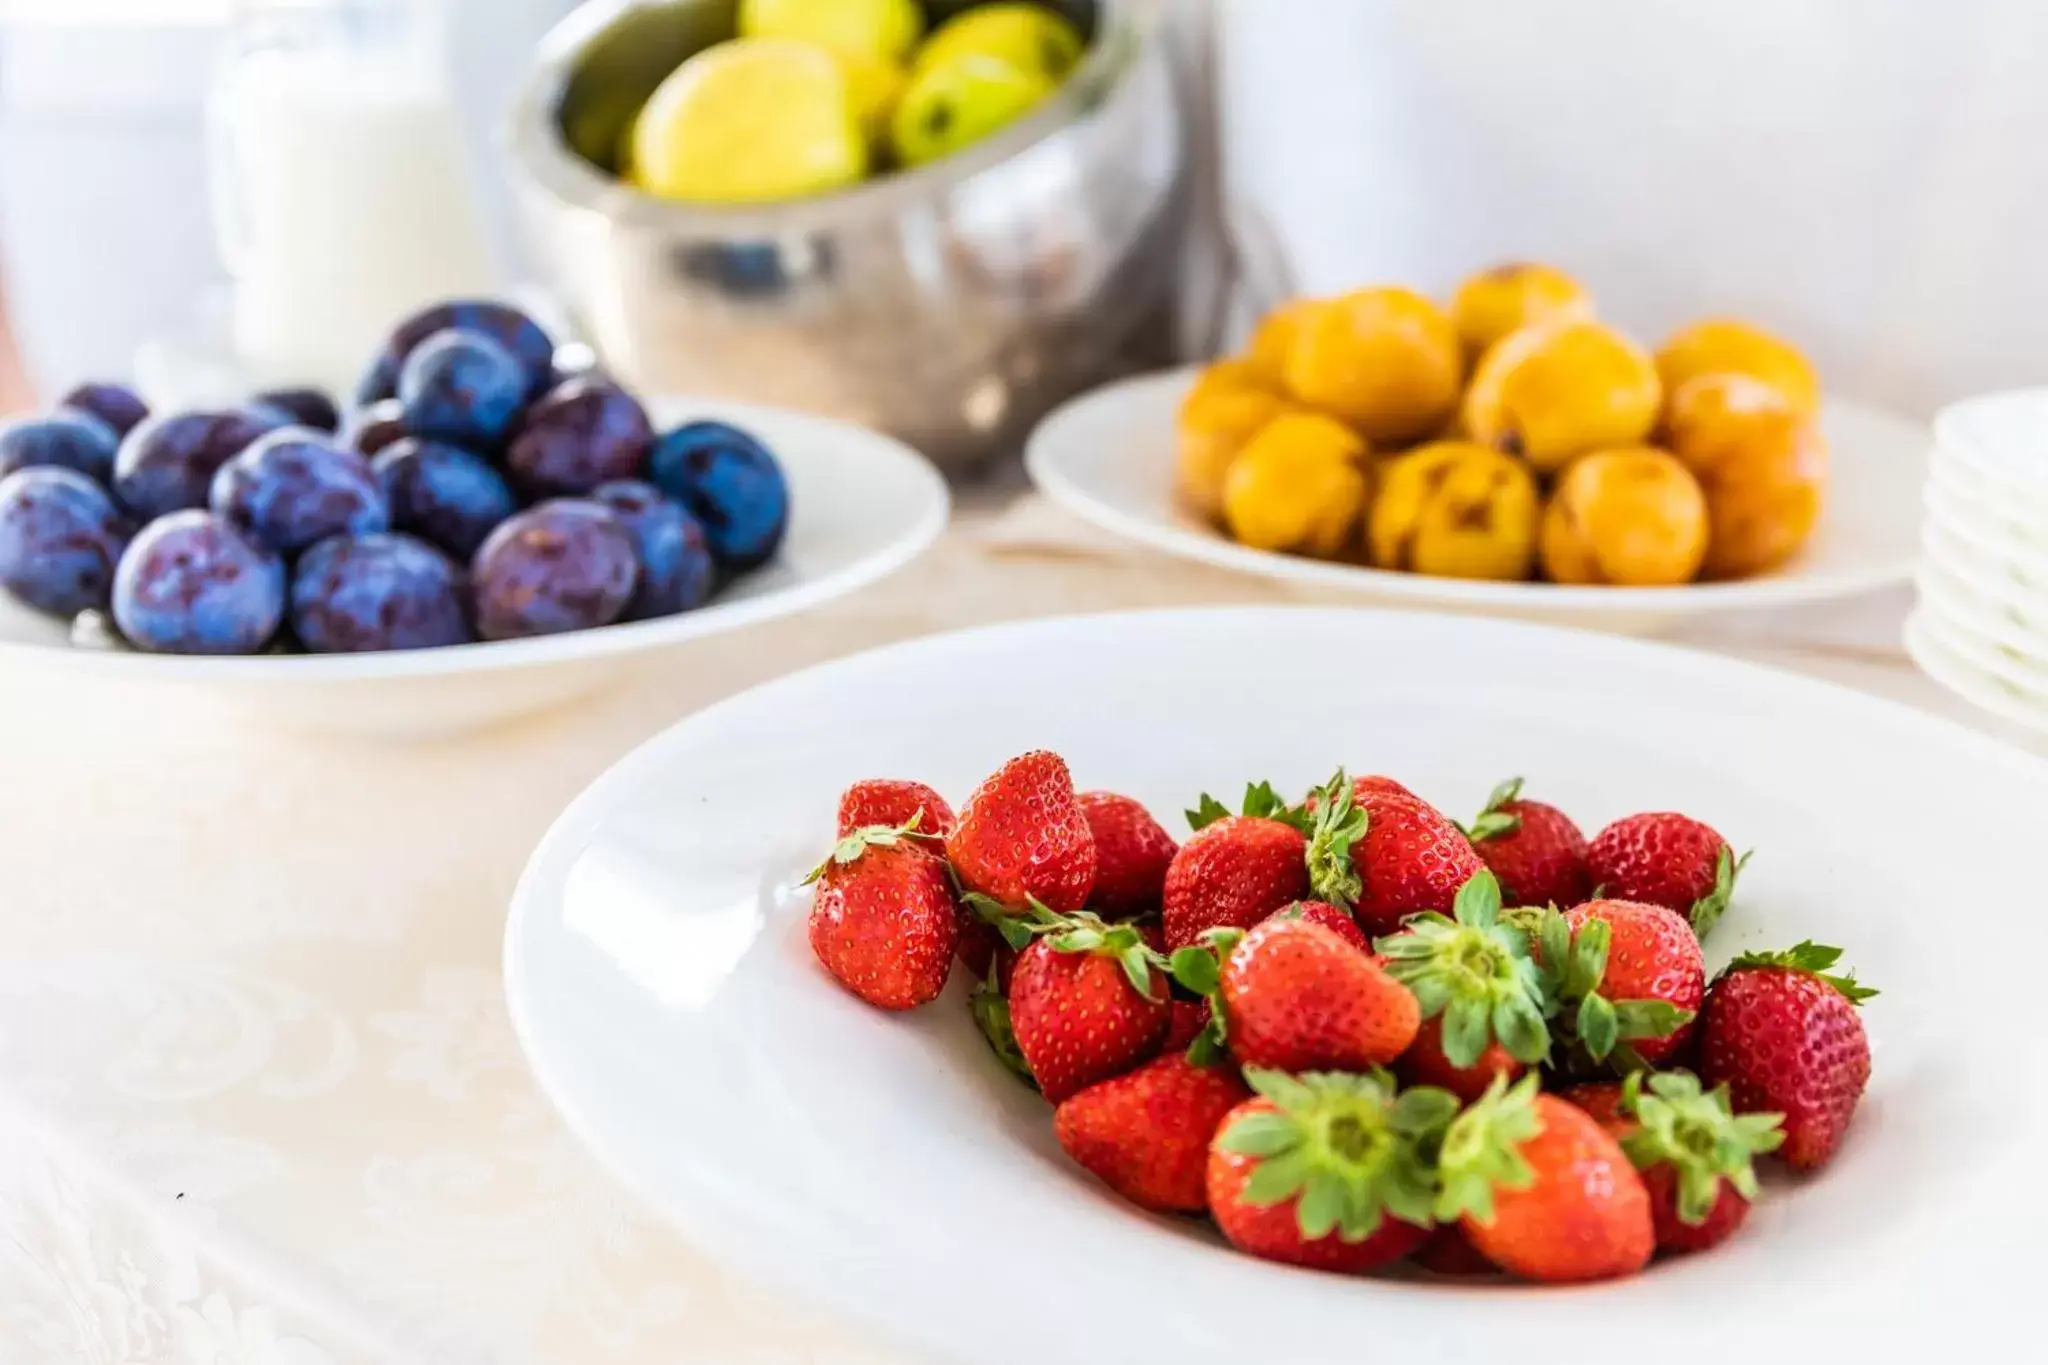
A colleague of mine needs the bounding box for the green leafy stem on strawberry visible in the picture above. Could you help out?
[1617,1069,1785,1225]
[1534,906,1695,1071]
[801,813,944,885]
[1718,940,1878,1003]
[1373,868,1551,1070]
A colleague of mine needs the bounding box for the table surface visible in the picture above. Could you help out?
[0,491,2036,1365]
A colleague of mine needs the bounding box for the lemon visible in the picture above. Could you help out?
[838,51,908,147]
[632,39,869,204]
[913,3,1086,83]
[892,52,1056,168]
[739,0,926,66]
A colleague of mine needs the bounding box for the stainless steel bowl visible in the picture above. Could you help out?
[508,0,1186,474]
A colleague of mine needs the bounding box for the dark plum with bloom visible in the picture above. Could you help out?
[593,479,714,619]
[290,532,471,653]
[112,510,284,654]
[113,408,286,520]
[250,387,341,433]
[0,410,120,484]
[210,431,389,557]
[58,381,149,439]
[504,376,652,499]
[397,329,528,450]
[0,467,132,616]
[469,499,638,640]
[340,399,410,460]
[357,299,555,406]
[647,420,789,569]
[373,437,517,559]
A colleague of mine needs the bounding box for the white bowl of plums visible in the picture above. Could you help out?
[0,299,947,737]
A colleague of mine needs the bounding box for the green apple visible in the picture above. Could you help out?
[891,50,1058,169]
[912,3,1085,83]
[739,0,926,66]
[632,39,869,204]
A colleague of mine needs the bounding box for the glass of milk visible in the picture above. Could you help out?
[209,0,498,393]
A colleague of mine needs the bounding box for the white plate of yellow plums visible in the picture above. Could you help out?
[1028,263,1929,631]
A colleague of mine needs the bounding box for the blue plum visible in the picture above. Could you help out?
[0,467,131,616]
[59,381,148,439]
[592,480,714,620]
[290,532,471,653]
[340,399,409,459]
[646,420,790,569]
[372,437,517,559]
[113,408,286,520]
[357,299,555,406]
[250,387,341,433]
[470,499,638,640]
[112,510,284,654]
[398,329,527,449]
[209,430,390,557]
[0,410,120,484]
[504,376,652,499]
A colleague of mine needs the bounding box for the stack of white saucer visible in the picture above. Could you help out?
[1908,390,2048,735]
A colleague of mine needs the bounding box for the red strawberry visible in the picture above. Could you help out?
[1161,815,1309,949]
[1411,1225,1497,1277]
[1055,1052,1251,1212]
[1216,918,1420,1073]
[1585,812,1745,938]
[947,751,1096,915]
[1264,899,1371,953]
[1304,773,1484,938]
[1436,1076,1654,1283]
[1464,778,1590,909]
[1006,914,1170,1103]
[836,779,956,839]
[1376,869,1549,1101]
[1163,997,1213,1053]
[1698,942,1874,1171]
[955,908,1004,979]
[1207,1069,1450,1272]
[805,824,958,1010]
[1537,899,1703,1070]
[1078,791,1178,917]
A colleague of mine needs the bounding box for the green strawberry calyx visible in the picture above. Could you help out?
[1724,940,1878,1004]
[1218,1067,1456,1243]
[1185,780,1316,835]
[1164,926,1242,1066]
[1616,1069,1784,1225]
[1434,1073,1543,1226]
[1535,906,1695,1070]
[801,814,939,885]
[1688,845,1752,940]
[1373,869,1551,1068]
[1304,770,1370,910]
[969,975,1037,1089]
[1464,777,1526,844]
[964,895,1165,1001]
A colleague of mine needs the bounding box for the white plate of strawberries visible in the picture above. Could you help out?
[504,607,2048,1365]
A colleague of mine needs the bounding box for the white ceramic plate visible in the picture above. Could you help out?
[0,398,948,736]
[504,607,2048,1365]
[1934,388,2048,496]
[1904,608,2048,737]
[1025,367,1928,631]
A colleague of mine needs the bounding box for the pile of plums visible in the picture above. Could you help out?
[0,300,789,655]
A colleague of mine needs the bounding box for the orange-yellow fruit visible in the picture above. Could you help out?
[1221,412,1371,558]
[1464,320,1662,475]
[1539,447,1708,586]
[1245,299,1324,388]
[1369,442,1540,581]
[1284,287,1463,444]
[1656,318,1820,417]
[1664,373,1828,579]
[1176,383,1297,523]
[1451,263,1594,360]
[1181,358,1274,416]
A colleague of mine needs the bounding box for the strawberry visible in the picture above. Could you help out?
[1565,1071,1785,1255]
[1077,790,1179,917]
[1162,786,1312,949]
[1203,918,1420,1073]
[836,779,956,839]
[955,908,1004,979]
[1164,997,1213,1053]
[1585,812,1746,938]
[805,822,958,1010]
[1055,1052,1252,1212]
[1001,906,1170,1103]
[1464,778,1591,909]
[1304,772,1484,939]
[947,751,1096,915]
[1436,1075,1654,1283]
[1697,942,1874,1170]
[1264,899,1372,954]
[1534,899,1702,1072]
[1375,870,1550,1101]
[1207,1068,1451,1272]
[1411,1225,1497,1277]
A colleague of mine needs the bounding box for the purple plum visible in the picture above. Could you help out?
[113,408,287,521]
[372,437,517,559]
[340,399,410,459]
[59,381,149,439]
[592,479,714,620]
[0,410,120,484]
[290,532,471,653]
[250,387,341,433]
[398,329,527,449]
[357,299,555,406]
[469,499,638,640]
[646,420,789,569]
[0,467,131,616]
[112,510,284,654]
[209,430,389,557]
[505,376,652,499]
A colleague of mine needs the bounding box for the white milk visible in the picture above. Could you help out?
[212,40,495,391]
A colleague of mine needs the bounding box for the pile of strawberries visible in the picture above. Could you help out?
[806,752,1875,1283]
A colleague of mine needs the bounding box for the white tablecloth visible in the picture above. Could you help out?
[0,495,2032,1365]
